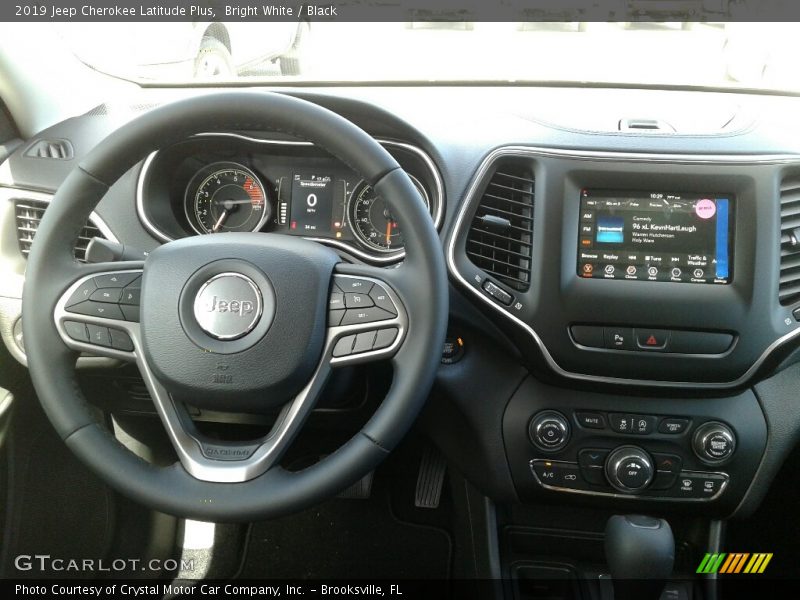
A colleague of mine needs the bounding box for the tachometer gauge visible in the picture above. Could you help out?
[347,175,429,253]
[185,162,271,234]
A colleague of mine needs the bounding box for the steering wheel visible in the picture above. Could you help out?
[21,92,448,522]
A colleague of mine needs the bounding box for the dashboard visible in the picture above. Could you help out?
[2,85,800,520]
[135,133,444,263]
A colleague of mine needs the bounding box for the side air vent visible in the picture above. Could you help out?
[15,199,106,262]
[466,160,534,291]
[24,139,73,160]
[780,176,800,305]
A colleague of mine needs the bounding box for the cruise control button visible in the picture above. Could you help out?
[67,301,125,320]
[109,328,134,352]
[120,286,141,306]
[373,328,398,350]
[120,305,140,323]
[65,280,98,307]
[341,306,394,326]
[345,293,374,309]
[332,335,357,357]
[86,324,112,347]
[352,330,377,354]
[89,288,122,303]
[93,273,140,289]
[658,418,690,434]
[369,285,397,315]
[575,411,606,429]
[63,321,89,342]
[336,278,374,294]
[328,292,345,310]
[328,309,345,327]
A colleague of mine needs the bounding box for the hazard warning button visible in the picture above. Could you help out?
[634,329,670,351]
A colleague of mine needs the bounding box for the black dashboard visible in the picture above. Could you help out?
[2,85,800,521]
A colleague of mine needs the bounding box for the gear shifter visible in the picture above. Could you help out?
[604,515,674,600]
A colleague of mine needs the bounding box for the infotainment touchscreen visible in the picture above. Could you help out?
[577,190,734,284]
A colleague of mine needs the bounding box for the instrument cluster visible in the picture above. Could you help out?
[137,133,443,263]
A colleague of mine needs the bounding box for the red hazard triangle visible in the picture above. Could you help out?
[646,335,658,346]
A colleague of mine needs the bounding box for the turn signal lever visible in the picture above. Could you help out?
[605,515,674,600]
[86,238,149,263]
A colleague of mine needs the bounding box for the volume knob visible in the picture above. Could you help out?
[529,411,570,452]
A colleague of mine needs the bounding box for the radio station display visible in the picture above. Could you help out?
[290,173,335,233]
[577,190,734,285]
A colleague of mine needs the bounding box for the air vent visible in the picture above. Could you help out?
[780,176,800,305]
[24,139,73,160]
[466,160,534,291]
[15,199,105,262]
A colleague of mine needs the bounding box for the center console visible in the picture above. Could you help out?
[503,377,767,515]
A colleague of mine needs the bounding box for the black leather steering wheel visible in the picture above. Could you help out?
[22,92,448,522]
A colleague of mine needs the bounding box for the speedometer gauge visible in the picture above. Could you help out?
[185,162,271,235]
[347,174,430,253]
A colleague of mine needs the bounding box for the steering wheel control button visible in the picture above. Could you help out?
[193,272,262,341]
[336,278,374,294]
[369,285,397,315]
[120,305,140,322]
[605,446,654,493]
[120,285,141,306]
[345,292,374,309]
[373,328,399,350]
[603,327,634,350]
[570,325,605,348]
[341,306,394,326]
[634,328,670,351]
[65,279,98,307]
[328,292,345,310]
[109,329,134,352]
[529,411,570,452]
[89,288,122,303]
[693,422,736,464]
[328,309,345,327]
[93,272,141,289]
[63,320,89,342]
[658,417,690,434]
[575,411,606,429]
[67,300,125,320]
[86,324,112,347]
[481,280,513,306]
[332,335,357,357]
[353,330,378,354]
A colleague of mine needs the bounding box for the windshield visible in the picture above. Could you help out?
[57,22,799,92]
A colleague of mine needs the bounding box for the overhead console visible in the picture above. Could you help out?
[448,147,800,388]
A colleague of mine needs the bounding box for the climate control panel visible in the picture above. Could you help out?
[503,378,766,514]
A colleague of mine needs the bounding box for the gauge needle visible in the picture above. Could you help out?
[385,220,393,246]
[212,210,228,233]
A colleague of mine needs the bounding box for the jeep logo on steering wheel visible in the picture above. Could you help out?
[193,273,262,340]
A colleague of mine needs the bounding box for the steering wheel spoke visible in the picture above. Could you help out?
[54,264,144,361]
[327,264,408,367]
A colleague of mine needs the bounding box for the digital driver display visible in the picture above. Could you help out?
[577,190,734,285]
[290,173,334,233]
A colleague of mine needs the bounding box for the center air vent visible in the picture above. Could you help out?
[780,176,800,305]
[15,199,106,262]
[465,160,534,291]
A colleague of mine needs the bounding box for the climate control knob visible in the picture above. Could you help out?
[605,446,654,493]
[693,422,736,464]
[529,411,570,452]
